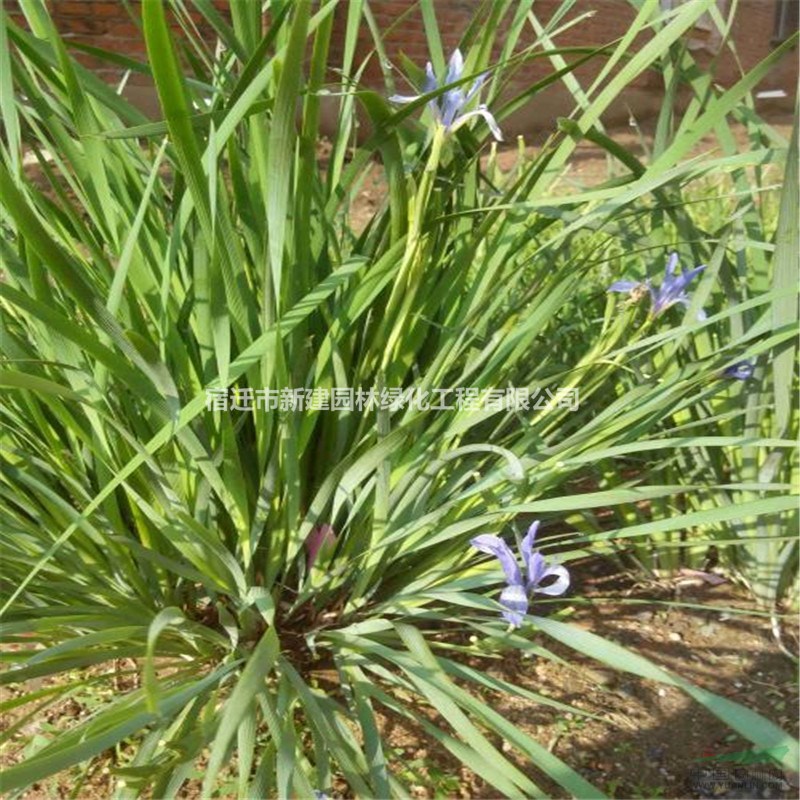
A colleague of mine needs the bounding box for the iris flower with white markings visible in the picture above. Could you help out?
[608,252,706,320]
[723,360,755,380]
[471,521,569,628]
[389,48,503,141]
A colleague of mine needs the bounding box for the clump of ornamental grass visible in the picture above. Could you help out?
[0,0,797,796]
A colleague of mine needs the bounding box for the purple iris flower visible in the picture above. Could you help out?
[608,252,706,320]
[470,521,570,627]
[389,48,503,141]
[723,360,755,380]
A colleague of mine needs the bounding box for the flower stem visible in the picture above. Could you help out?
[380,125,447,373]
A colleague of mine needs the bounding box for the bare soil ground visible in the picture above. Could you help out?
[375,558,798,799]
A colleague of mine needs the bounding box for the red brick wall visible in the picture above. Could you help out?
[6,1,230,80]
[348,0,796,129]
[6,0,797,131]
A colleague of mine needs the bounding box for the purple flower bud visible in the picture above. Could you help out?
[306,524,336,569]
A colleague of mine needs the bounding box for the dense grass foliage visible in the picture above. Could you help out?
[0,0,797,795]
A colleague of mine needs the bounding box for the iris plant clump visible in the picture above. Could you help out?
[389,48,503,141]
[2,1,798,796]
[608,252,706,320]
[471,521,570,627]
